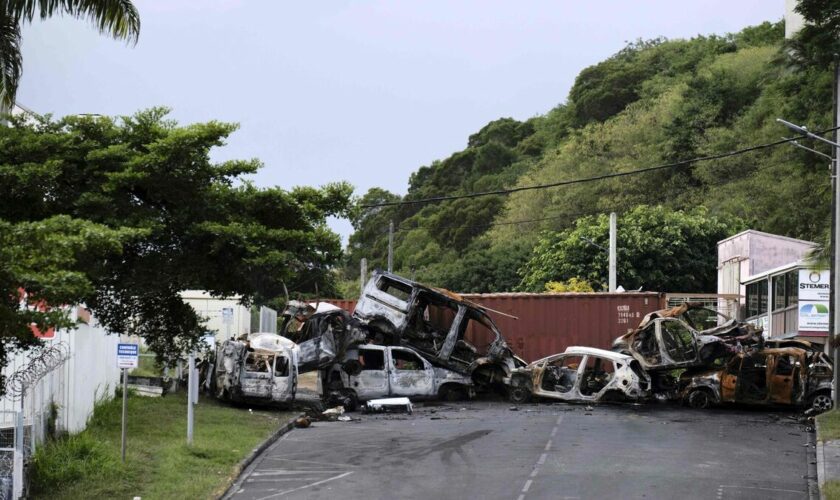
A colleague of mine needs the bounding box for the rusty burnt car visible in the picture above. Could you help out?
[506,347,651,404]
[211,333,298,405]
[612,303,762,389]
[679,346,833,412]
[352,271,526,388]
[321,344,474,410]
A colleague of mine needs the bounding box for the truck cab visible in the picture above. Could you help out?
[322,344,474,409]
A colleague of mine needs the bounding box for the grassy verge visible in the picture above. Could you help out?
[826,481,840,500]
[31,391,296,499]
[818,410,840,442]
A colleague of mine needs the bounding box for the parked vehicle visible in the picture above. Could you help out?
[679,346,833,412]
[322,344,474,410]
[506,347,651,404]
[211,333,298,405]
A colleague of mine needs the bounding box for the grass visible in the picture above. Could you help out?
[818,410,840,442]
[826,481,840,500]
[30,391,297,499]
[129,353,164,378]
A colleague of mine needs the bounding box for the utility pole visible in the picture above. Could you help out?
[388,220,394,273]
[187,352,195,444]
[360,258,367,295]
[609,212,617,292]
[778,112,840,409]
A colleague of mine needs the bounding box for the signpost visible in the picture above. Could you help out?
[117,343,139,462]
[222,307,233,340]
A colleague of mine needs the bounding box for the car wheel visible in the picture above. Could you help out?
[686,389,713,410]
[508,377,532,404]
[809,392,833,414]
[439,385,466,402]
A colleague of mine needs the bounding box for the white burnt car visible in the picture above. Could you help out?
[322,344,474,410]
[211,333,298,406]
[507,347,651,404]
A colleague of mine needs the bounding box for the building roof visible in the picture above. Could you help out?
[717,229,816,247]
[740,259,824,284]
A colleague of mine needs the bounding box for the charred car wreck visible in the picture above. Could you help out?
[507,347,651,404]
[212,333,298,405]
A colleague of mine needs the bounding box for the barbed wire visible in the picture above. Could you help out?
[4,343,71,400]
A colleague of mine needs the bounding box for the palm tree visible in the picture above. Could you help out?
[0,0,140,109]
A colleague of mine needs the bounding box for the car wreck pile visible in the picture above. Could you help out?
[208,272,834,414]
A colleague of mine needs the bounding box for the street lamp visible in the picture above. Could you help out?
[778,118,840,410]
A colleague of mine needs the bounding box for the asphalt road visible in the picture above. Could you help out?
[226,400,813,500]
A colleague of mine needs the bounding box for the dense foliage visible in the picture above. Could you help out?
[0,109,350,378]
[344,16,834,295]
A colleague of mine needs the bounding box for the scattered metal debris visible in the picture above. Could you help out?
[364,397,414,414]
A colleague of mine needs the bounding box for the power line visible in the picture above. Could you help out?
[393,211,610,234]
[360,126,840,209]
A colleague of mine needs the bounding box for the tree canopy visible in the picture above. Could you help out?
[0,108,351,377]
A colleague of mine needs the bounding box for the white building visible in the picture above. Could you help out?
[180,290,252,342]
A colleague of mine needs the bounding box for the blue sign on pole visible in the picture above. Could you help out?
[117,343,139,369]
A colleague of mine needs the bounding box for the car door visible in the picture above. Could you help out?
[577,355,616,399]
[533,354,585,400]
[656,318,699,367]
[720,355,741,402]
[349,346,390,400]
[355,275,412,331]
[768,353,797,405]
[735,352,769,403]
[388,347,435,397]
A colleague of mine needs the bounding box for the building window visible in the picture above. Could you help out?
[785,269,798,308]
[746,280,768,318]
[773,274,786,311]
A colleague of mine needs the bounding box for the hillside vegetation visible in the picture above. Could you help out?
[343,20,834,295]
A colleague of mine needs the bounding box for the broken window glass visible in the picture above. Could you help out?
[738,353,768,400]
[407,293,458,349]
[245,352,270,373]
[359,349,385,370]
[660,320,696,363]
[632,324,661,365]
[392,349,424,371]
[274,356,289,377]
[542,355,583,393]
[775,355,794,377]
[377,277,412,302]
[580,356,615,396]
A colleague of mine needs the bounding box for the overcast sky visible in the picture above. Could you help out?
[19,0,782,241]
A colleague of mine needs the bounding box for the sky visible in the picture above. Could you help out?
[18,0,783,242]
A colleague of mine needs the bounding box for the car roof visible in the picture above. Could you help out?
[530,346,633,365]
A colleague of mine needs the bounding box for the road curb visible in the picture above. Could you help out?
[218,411,304,500]
[816,419,825,500]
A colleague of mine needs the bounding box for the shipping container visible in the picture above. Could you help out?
[324,292,665,363]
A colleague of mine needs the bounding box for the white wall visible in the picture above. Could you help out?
[0,308,121,435]
[785,0,806,39]
[181,290,251,343]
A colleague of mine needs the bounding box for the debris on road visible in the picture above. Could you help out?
[364,397,414,414]
[294,416,312,428]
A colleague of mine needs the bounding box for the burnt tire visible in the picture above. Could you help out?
[438,384,467,402]
[809,392,833,414]
[686,388,713,410]
[340,389,359,412]
[507,376,532,404]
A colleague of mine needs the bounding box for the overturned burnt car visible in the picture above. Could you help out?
[211,333,298,405]
[612,303,762,391]
[679,346,833,412]
[507,347,651,404]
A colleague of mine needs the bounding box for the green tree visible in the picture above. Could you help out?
[519,205,743,293]
[0,109,351,370]
[789,0,840,68]
[1,0,140,108]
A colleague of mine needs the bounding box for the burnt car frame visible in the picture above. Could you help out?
[507,347,651,404]
[212,333,298,405]
[613,303,761,376]
[321,344,474,410]
[352,271,526,387]
[679,346,833,412]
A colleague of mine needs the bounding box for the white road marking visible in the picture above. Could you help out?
[516,415,563,499]
[251,470,347,476]
[254,471,354,500]
[260,457,360,468]
[718,485,804,494]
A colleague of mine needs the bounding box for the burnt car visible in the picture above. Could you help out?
[507,347,651,404]
[679,347,833,412]
[612,303,762,387]
[280,301,367,373]
[211,333,298,405]
[321,344,474,410]
[352,271,526,387]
